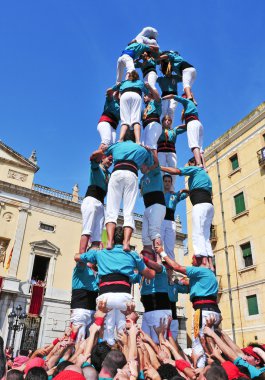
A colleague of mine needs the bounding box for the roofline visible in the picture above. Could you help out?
[0,140,39,172]
[204,102,265,161]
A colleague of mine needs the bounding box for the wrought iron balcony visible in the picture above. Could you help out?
[210,224,218,243]
[257,147,265,166]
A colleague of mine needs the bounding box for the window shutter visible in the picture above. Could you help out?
[231,155,239,170]
[242,243,251,257]
[247,295,259,316]
[234,192,246,214]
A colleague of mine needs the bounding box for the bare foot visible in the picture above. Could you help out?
[106,241,113,250]
[123,243,130,252]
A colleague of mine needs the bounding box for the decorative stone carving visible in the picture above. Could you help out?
[0,239,9,264]
[3,212,13,222]
[7,169,28,182]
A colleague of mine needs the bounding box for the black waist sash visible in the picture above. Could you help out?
[121,87,142,97]
[164,207,175,221]
[190,189,212,206]
[191,296,220,313]
[184,114,199,124]
[71,289,98,310]
[143,191,166,208]
[143,67,157,77]
[157,141,176,153]
[170,301,177,320]
[99,273,131,295]
[143,113,161,128]
[180,61,194,73]
[162,91,178,97]
[101,111,119,129]
[85,185,106,204]
[113,160,138,176]
[141,292,171,312]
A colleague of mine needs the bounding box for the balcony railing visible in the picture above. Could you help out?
[33,184,83,204]
[257,147,265,166]
[210,225,218,243]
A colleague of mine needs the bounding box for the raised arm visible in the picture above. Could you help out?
[155,245,186,275]
[144,81,160,101]
[160,166,181,176]
[203,326,238,362]
[143,257,163,273]
[90,149,105,162]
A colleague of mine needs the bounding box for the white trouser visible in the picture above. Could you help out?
[97,122,116,147]
[161,220,176,260]
[81,196,104,242]
[171,319,179,341]
[142,204,166,246]
[157,151,177,189]
[116,54,135,83]
[187,120,203,150]
[105,170,138,230]
[192,203,214,257]
[135,27,159,47]
[192,310,222,368]
[97,292,132,345]
[143,71,158,89]
[142,309,172,344]
[70,308,95,342]
[182,67,197,90]
[141,122,162,150]
[161,98,178,125]
[120,92,142,128]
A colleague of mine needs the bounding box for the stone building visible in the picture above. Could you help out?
[0,140,187,353]
[185,102,265,346]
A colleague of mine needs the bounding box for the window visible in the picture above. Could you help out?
[230,154,239,171]
[39,222,55,232]
[247,295,259,316]
[31,255,50,283]
[234,192,246,214]
[240,242,253,267]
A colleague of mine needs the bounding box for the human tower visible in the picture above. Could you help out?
[72,27,220,367]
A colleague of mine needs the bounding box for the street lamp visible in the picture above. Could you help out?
[8,304,27,351]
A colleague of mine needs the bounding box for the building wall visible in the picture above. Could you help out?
[185,102,265,346]
[0,141,187,352]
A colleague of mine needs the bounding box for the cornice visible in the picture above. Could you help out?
[0,140,39,172]
[204,102,265,161]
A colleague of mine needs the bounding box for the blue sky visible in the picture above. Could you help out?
[1,0,265,233]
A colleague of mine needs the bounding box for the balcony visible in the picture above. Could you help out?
[257,147,265,167]
[210,225,218,243]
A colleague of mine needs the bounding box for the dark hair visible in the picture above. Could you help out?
[128,70,139,81]
[91,341,111,372]
[52,361,73,378]
[101,350,127,377]
[25,367,48,380]
[157,363,178,379]
[0,336,6,378]
[19,349,30,357]
[170,376,185,380]
[205,364,228,380]
[160,60,172,76]
[123,127,136,142]
[6,369,24,380]
[163,174,172,182]
[113,226,124,245]
[188,157,196,164]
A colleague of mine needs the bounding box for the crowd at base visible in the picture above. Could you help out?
[1,302,265,380]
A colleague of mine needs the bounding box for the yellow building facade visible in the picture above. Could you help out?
[0,141,187,352]
[185,102,265,346]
